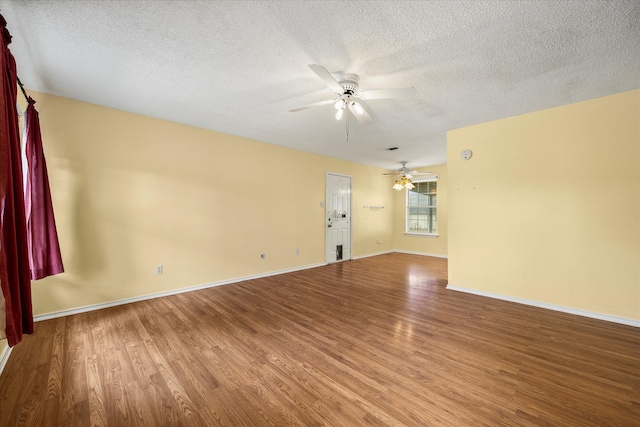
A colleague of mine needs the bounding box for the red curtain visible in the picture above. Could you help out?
[0,15,33,347]
[25,97,64,280]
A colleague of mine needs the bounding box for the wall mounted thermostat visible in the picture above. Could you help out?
[460,149,473,160]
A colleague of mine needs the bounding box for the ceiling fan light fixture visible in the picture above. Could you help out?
[393,174,415,190]
[334,99,346,110]
[335,108,344,121]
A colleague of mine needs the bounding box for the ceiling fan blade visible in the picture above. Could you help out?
[382,161,432,176]
[348,101,372,124]
[359,87,417,100]
[382,171,432,177]
[308,64,343,93]
[289,98,336,112]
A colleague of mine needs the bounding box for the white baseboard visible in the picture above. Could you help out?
[33,250,449,322]
[354,250,448,260]
[35,251,447,322]
[34,262,326,322]
[446,285,640,328]
[352,250,394,260]
[394,250,448,259]
[0,344,11,378]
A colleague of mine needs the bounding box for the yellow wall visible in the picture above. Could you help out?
[392,164,447,256]
[448,90,640,321]
[6,88,636,351]
[28,92,396,316]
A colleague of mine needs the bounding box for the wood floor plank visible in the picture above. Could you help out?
[40,397,62,427]
[1,253,639,426]
[85,355,108,427]
[196,401,239,427]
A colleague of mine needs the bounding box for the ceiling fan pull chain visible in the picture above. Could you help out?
[345,109,350,142]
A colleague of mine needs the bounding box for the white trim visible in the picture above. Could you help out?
[412,175,439,183]
[394,250,448,259]
[446,285,640,328]
[403,233,439,238]
[324,171,352,179]
[0,344,11,378]
[352,250,394,260]
[34,262,326,322]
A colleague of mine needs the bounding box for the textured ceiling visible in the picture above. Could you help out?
[2,1,639,171]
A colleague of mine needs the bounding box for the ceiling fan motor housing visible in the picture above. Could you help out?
[338,74,360,94]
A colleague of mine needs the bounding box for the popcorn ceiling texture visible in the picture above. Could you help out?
[2,1,638,169]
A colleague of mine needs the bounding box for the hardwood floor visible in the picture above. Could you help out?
[0,253,638,426]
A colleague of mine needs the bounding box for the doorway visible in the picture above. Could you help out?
[326,173,352,263]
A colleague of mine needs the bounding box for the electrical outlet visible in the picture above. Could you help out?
[260,253,266,260]
[296,248,300,255]
[376,240,381,244]
[155,265,163,274]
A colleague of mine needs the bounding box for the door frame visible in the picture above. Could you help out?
[325,172,353,264]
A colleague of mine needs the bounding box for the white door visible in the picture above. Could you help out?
[326,173,351,263]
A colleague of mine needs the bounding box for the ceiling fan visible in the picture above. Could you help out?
[383,161,432,178]
[383,162,432,190]
[289,64,417,124]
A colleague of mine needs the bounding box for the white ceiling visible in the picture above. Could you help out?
[2,1,639,171]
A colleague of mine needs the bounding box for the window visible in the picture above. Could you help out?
[406,178,437,235]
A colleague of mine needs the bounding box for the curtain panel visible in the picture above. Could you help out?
[25,97,64,280]
[0,15,33,347]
